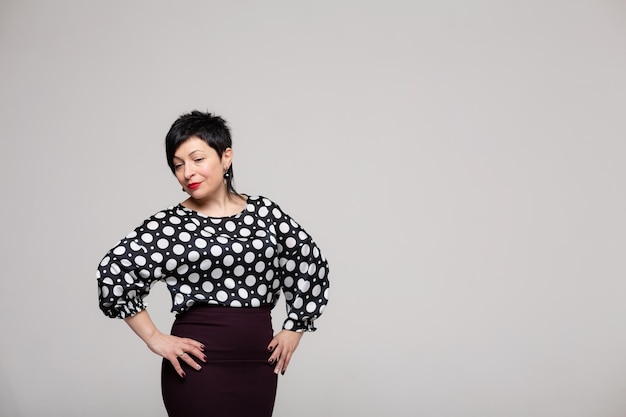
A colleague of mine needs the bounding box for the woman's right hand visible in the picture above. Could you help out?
[124,309,206,378]
[146,331,207,378]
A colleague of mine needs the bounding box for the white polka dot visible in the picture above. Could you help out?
[113,246,126,255]
[133,256,145,267]
[265,270,274,280]
[234,265,245,276]
[245,275,256,286]
[130,241,144,252]
[244,252,255,263]
[101,287,109,298]
[210,246,222,257]
[257,284,267,296]
[188,251,200,262]
[177,265,189,275]
[298,231,308,240]
[202,281,214,292]
[151,253,163,263]
[174,293,184,305]
[179,232,191,242]
[265,247,275,258]
[255,261,265,273]
[230,300,242,307]
[120,259,132,268]
[299,262,309,274]
[225,221,236,232]
[223,255,234,267]
[224,278,235,289]
[306,301,317,313]
[211,268,223,279]
[216,236,229,245]
[313,247,320,257]
[100,256,110,267]
[188,273,200,283]
[216,290,228,302]
[293,297,303,309]
[173,244,185,255]
[141,233,153,243]
[157,239,169,249]
[319,267,326,279]
[279,222,290,233]
[286,237,297,248]
[238,288,249,299]
[200,260,212,270]
[285,260,296,272]
[308,264,317,275]
[243,215,254,225]
[297,279,311,293]
[250,298,260,307]
[124,273,134,284]
[312,284,321,297]
[102,277,113,285]
[166,259,177,271]
[259,207,269,217]
[166,277,177,286]
[185,222,198,231]
[139,269,150,278]
[240,228,251,237]
[195,238,207,248]
[284,276,294,288]
[110,264,121,275]
[272,208,282,218]
[169,216,181,224]
[232,242,243,253]
[180,284,192,294]
[301,244,310,257]
[163,226,175,236]
[284,320,294,330]
[252,239,263,250]
[146,221,159,230]
[113,285,124,296]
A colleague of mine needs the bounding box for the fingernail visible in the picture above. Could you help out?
[200,345,206,351]
[181,372,186,378]
[267,346,273,351]
[268,358,274,364]
[274,369,279,374]
[196,365,202,370]
[281,371,285,375]
[203,355,207,362]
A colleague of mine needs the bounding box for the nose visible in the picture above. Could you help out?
[183,162,195,179]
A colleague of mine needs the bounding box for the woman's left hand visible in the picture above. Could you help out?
[267,330,304,375]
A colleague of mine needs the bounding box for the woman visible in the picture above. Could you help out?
[97,111,330,417]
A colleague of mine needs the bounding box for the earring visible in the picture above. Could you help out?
[182,187,185,192]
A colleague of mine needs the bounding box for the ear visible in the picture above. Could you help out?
[221,147,233,168]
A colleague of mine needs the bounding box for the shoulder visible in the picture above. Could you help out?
[123,205,182,238]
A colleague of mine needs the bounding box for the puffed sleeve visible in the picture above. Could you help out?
[271,201,330,332]
[96,218,163,319]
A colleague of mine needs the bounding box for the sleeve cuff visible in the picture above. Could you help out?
[101,298,146,319]
[283,317,317,332]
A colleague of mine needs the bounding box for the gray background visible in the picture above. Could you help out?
[1,1,625,416]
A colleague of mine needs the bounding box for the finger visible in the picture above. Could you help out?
[178,351,203,371]
[169,357,187,378]
[281,351,294,375]
[181,343,207,363]
[268,346,281,365]
[183,338,206,352]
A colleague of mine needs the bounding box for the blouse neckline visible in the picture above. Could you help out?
[177,194,250,220]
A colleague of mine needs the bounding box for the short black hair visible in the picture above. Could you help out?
[165,110,236,194]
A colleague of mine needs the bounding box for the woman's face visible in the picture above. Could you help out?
[173,136,232,198]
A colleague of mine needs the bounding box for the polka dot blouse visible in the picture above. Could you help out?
[97,195,330,331]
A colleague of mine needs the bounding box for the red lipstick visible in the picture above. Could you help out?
[188,182,201,190]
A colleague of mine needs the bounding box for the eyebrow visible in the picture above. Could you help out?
[173,149,205,160]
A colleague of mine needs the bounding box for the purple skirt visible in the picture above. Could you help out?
[161,305,278,417]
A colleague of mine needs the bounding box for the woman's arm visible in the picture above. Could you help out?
[124,309,206,378]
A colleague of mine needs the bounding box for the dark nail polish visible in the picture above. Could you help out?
[181,372,186,378]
